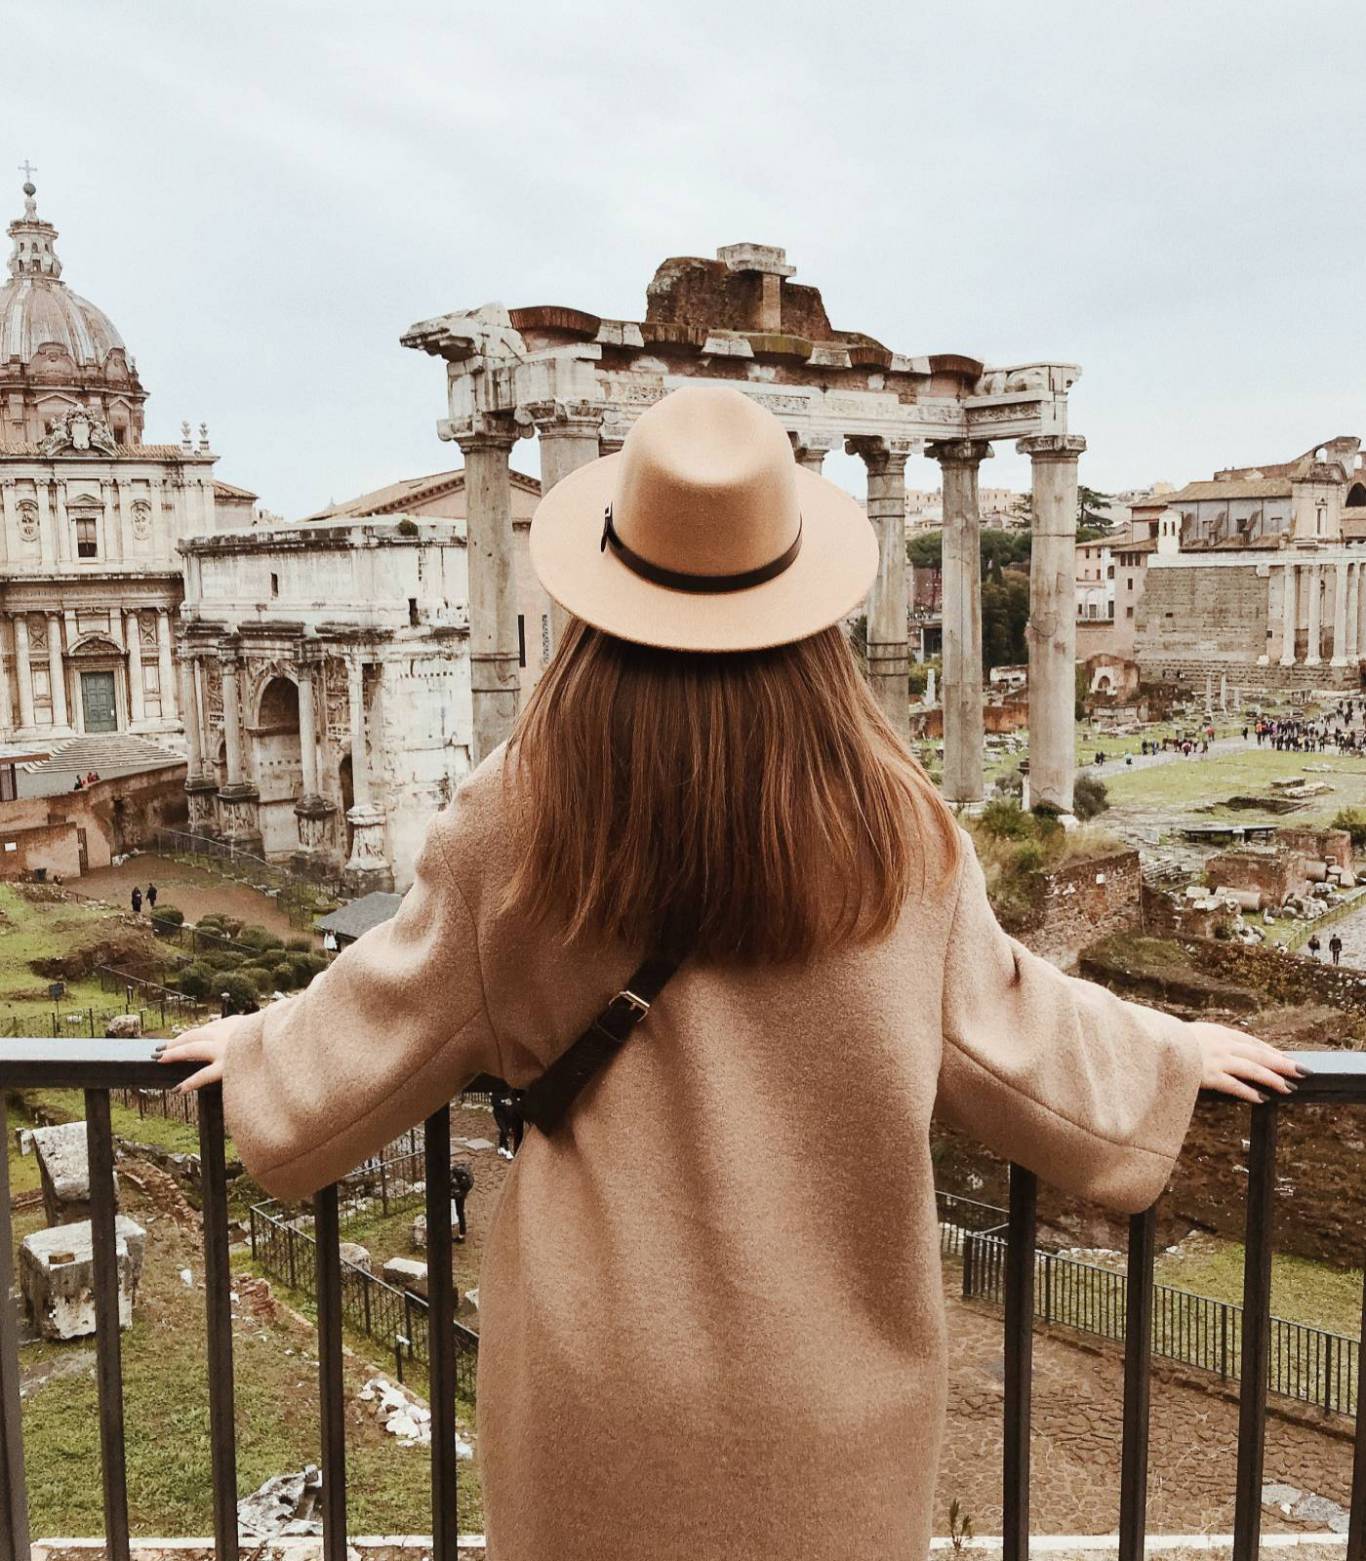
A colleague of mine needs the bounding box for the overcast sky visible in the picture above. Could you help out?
[5,1,1363,516]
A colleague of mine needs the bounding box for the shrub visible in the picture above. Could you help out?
[396,517,419,537]
[236,926,284,953]
[285,936,313,953]
[288,951,326,984]
[1072,774,1110,822]
[977,799,1033,841]
[1331,807,1366,852]
[199,949,246,973]
[240,963,278,995]
[174,962,214,1000]
[217,972,259,1013]
[150,904,185,935]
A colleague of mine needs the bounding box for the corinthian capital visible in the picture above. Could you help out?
[1017,434,1087,462]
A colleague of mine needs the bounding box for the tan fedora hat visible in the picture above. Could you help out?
[530,385,878,653]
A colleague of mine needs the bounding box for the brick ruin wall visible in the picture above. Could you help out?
[1013,849,1144,969]
[1134,562,1361,693]
[937,893,1366,1265]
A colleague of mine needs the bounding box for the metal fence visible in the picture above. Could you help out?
[0,1004,151,1040]
[940,1191,1361,1418]
[248,1197,478,1403]
[152,827,342,927]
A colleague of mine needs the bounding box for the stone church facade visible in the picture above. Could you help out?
[1135,438,1366,693]
[0,178,255,746]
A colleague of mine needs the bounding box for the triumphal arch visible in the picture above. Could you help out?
[404,243,1084,810]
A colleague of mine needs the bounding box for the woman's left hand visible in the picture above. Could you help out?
[156,1018,239,1093]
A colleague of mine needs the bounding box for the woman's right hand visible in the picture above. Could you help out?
[1191,1023,1308,1104]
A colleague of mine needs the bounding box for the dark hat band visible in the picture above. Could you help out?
[599,504,802,594]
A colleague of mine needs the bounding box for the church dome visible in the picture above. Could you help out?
[0,273,128,366]
[0,178,146,449]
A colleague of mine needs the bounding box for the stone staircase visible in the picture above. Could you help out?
[21,733,183,779]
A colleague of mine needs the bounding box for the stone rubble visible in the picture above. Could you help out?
[32,1120,111,1226]
[18,1216,146,1340]
[236,1465,323,1539]
[357,1375,473,1459]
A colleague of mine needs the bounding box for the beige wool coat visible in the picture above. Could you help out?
[222,751,1204,1561]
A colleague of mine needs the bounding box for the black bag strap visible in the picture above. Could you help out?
[521,953,682,1135]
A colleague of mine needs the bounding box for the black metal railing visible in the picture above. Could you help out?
[2,1044,1365,1561]
[943,1191,1361,1417]
[0,1042,471,1561]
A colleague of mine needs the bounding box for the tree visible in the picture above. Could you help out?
[1077,484,1116,530]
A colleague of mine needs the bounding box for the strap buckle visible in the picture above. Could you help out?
[616,988,652,1018]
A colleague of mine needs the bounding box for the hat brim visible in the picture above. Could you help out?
[529,454,880,653]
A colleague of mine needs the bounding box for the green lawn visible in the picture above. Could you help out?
[1102,746,1366,821]
[10,1127,483,1538]
[1155,1233,1364,1340]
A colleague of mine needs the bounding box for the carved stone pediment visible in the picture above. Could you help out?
[40,409,117,457]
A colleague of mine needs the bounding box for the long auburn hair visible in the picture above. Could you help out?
[504,619,959,964]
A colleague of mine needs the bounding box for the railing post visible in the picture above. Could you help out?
[0,1092,31,1561]
[198,1085,239,1560]
[85,1089,131,1561]
[314,1184,348,1561]
[1233,1101,1279,1561]
[1349,1269,1366,1561]
[1003,1165,1037,1561]
[426,1106,459,1561]
[1119,1206,1157,1561]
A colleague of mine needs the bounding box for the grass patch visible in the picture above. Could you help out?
[1103,748,1366,822]
[1156,1232,1364,1341]
[15,1158,482,1538]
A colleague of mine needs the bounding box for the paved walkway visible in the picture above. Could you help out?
[1081,736,1252,779]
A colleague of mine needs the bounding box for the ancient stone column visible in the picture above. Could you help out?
[529,399,605,648]
[847,436,914,739]
[1333,558,1351,667]
[220,654,245,786]
[45,614,68,730]
[457,421,523,764]
[789,433,836,472]
[0,479,14,559]
[13,615,35,730]
[347,658,371,809]
[156,610,177,720]
[34,480,52,559]
[1018,435,1087,814]
[298,665,319,797]
[52,485,68,564]
[341,656,393,893]
[179,651,216,834]
[126,612,146,724]
[101,481,119,562]
[0,618,12,735]
[177,656,201,773]
[291,652,335,868]
[1279,562,1298,666]
[1347,564,1361,665]
[216,647,262,851]
[1306,565,1322,667]
[929,439,992,804]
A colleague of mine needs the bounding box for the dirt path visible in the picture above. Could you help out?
[76,853,310,943]
[937,1269,1353,1535]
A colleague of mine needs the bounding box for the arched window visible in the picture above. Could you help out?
[1347,482,1366,508]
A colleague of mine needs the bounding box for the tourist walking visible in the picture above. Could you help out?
[451,1160,474,1243]
[130,886,142,915]
[1331,933,1343,966]
[1308,933,1322,961]
[159,386,1302,1561]
[492,1083,525,1159]
[146,883,157,909]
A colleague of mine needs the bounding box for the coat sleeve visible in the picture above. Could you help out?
[935,834,1203,1214]
[221,805,501,1201]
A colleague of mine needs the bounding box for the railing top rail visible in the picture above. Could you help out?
[2,1043,1362,1092]
[0,1039,196,1089]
